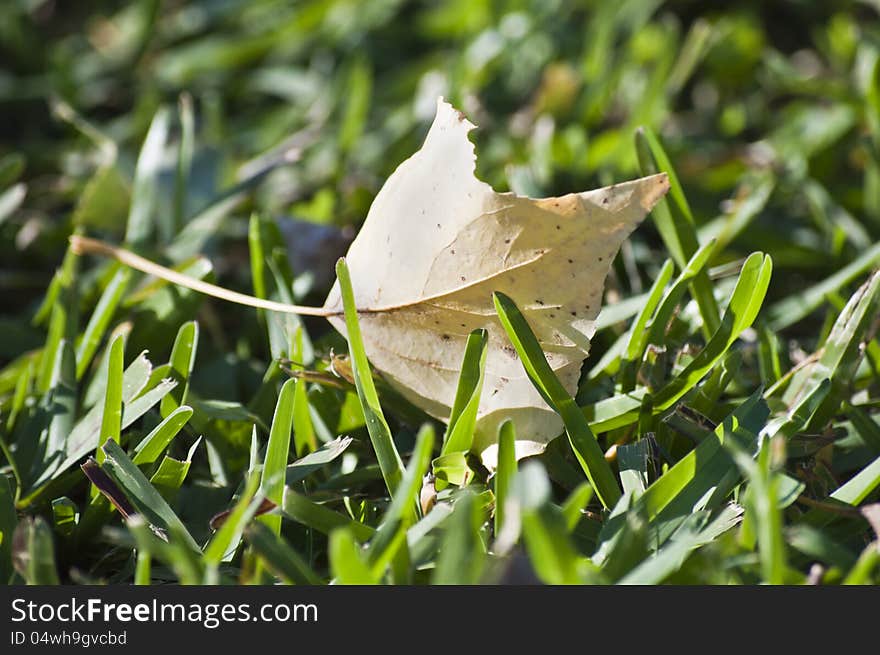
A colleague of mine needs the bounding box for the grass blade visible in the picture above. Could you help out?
[0,475,16,582]
[283,490,375,542]
[335,258,406,498]
[635,126,720,336]
[493,291,621,509]
[132,405,193,465]
[100,439,200,552]
[494,420,516,537]
[125,107,170,249]
[160,320,199,417]
[245,521,323,585]
[330,527,380,584]
[441,329,488,455]
[204,470,262,567]
[95,334,124,468]
[12,517,60,585]
[653,253,772,410]
[75,266,130,379]
[261,378,296,535]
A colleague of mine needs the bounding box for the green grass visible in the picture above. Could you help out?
[1,0,880,585]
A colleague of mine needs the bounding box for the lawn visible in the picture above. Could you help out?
[1,0,879,585]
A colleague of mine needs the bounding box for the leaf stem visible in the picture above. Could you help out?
[70,235,330,317]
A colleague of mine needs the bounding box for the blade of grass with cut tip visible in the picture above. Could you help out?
[561,482,594,532]
[493,291,621,509]
[335,258,406,498]
[95,334,125,468]
[132,405,193,465]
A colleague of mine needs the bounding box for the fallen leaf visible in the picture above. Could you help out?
[71,99,669,467]
[322,99,669,465]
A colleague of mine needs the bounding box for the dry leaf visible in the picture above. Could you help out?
[323,99,669,466]
[70,99,669,467]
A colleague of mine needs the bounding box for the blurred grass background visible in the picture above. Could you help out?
[1,0,880,584]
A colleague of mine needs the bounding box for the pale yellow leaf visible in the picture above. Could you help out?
[323,99,669,465]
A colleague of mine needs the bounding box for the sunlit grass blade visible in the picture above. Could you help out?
[641,240,716,355]
[432,491,487,584]
[36,246,78,394]
[42,340,77,478]
[367,424,434,579]
[132,405,193,465]
[204,470,262,568]
[515,462,586,584]
[635,126,720,336]
[125,107,170,249]
[94,334,125,470]
[149,437,200,501]
[561,482,594,532]
[494,420,516,537]
[293,377,317,456]
[636,388,769,524]
[727,436,787,584]
[76,266,130,379]
[283,490,375,542]
[441,329,488,455]
[160,320,199,417]
[330,527,380,584]
[99,439,200,552]
[618,258,674,390]
[261,378,296,535]
[493,291,621,509]
[782,271,880,431]
[653,253,772,410]
[335,257,406,498]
